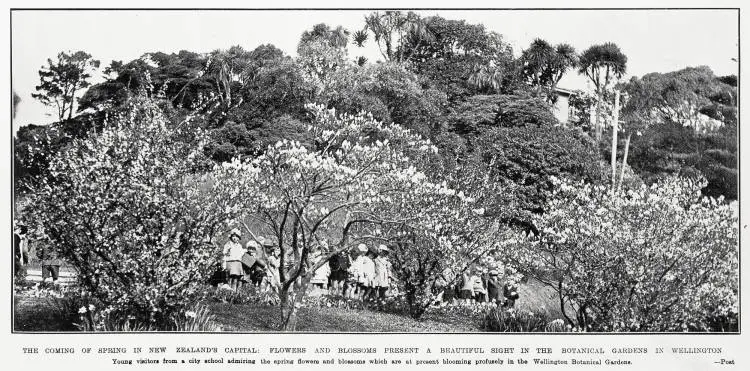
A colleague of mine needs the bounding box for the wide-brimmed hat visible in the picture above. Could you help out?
[356,243,368,253]
[378,245,390,253]
[260,237,276,249]
[246,239,260,249]
[229,228,241,238]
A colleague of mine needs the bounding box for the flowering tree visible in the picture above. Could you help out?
[510,176,738,331]
[368,154,506,319]
[214,104,475,330]
[23,98,244,329]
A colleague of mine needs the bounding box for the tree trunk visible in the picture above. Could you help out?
[594,94,602,142]
[617,132,632,193]
[558,280,575,326]
[406,285,428,320]
[279,277,310,331]
[609,90,620,191]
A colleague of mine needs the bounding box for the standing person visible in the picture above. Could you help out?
[37,243,63,285]
[328,250,350,296]
[309,251,331,293]
[471,269,486,303]
[359,246,376,303]
[222,228,246,291]
[345,244,367,299]
[502,276,520,308]
[372,245,392,300]
[433,267,456,306]
[486,269,502,305]
[459,268,474,305]
[263,238,281,294]
[14,225,29,279]
[244,239,266,287]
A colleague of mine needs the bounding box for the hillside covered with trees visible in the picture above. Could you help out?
[14,11,738,333]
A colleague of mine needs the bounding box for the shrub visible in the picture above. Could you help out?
[513,175,738,332]
[23,97,244,329]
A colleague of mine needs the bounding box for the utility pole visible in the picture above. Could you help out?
[610,90,621,192]
[617,132,631,193]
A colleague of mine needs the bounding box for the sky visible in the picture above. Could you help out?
[11,9,739,132]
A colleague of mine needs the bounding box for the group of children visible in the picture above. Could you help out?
[311,243,393,302]
[436,266,520,307]
[221,228,279,291]
[221,230,394,303]
[222,229,519,308]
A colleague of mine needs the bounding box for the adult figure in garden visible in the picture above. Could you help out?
[14,225,29,279]
[222,228,246,291]
[373,245,392,300]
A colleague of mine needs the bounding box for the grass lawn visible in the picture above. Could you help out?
[13,278,568,332]
[14,294,79,332]
[209,303,481,332]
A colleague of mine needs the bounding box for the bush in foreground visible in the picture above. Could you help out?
[513,176,738,332]
[23,98,244,329]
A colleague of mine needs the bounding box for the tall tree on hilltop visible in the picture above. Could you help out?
[521,39,554,96]
[519,39,578,103]
[205,46,254,111]
[545,44,578,95]
[578,42,627,141]
[362,11,432,63]
[32,51,100,122]
[400,15,515,99]
[300,23,350,49]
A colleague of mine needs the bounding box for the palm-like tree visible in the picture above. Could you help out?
[521,38,554,95]
[521,39,578,103]
[300,23,350,49]
[468,61,504,93]
[578,42,628,141]
[363,11,432,63]
[547,43,578,90]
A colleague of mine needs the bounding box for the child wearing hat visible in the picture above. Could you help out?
[258,237,279,292]
[223,228,246,291]
[359,246,376,302]
[244,239,267,287]
[345,244,368,299]
[372,245,392,300]
[471,268,486,303]
[459,268,474,305]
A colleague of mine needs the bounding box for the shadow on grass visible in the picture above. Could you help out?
[14,279,563,332]
[208,303,481,332]
[14,295,79,332]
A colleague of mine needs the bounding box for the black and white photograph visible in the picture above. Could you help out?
[11,7,739,334]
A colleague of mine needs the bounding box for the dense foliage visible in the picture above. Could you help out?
[512,176,738,331]
[22,98,242,328]
[15,11,737,332]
